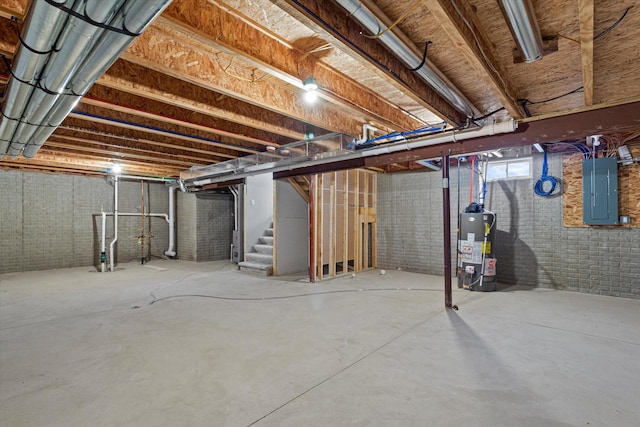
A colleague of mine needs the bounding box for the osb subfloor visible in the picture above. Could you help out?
[1,261,639,426]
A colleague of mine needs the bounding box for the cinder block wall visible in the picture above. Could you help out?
[0,170,171,273]
[377,154,640,299]
[377,165,471,276]
[176,192,233,262]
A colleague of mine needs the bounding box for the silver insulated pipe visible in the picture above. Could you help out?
[496,0,544,63]
[334,0,476,119]
[0,0,173,159]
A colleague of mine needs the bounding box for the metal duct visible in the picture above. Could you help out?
[0,0,67,155]
[334,0,477,119]
[496,0,544,63]
[0,0,173,159]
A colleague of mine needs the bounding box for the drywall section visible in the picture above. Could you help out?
[176,191,233,262]
[0,169,170,273]
[274,180,308,275]
[244,173,274,260]
[377,154,640,299]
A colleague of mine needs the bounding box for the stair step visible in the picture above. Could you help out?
[246,252,273,264]
[254,244,273,255]
[239,261,273,276]
[260,236,274,245]
[264,228,274,237]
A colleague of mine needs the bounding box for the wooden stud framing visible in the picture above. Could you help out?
[578,0,595,106]
[309,173,317,282]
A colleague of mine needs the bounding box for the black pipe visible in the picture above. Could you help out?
[442,153,452,308]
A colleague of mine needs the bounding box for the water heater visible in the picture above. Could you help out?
[457,211,497,291]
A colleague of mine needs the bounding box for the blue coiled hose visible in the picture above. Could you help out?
[534,149,559,197]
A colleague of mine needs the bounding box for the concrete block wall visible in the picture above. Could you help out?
[177,191,197,261]
[0,170,171,273]
[377,166,472,276]
[196,194,234,262]
[176,192,233,262]
[377,154,640,299]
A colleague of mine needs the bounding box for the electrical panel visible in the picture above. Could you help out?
[582,158,618,225]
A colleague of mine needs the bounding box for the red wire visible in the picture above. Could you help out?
[469,155,475,204]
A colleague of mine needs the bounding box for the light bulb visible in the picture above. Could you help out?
[304,90,318,103]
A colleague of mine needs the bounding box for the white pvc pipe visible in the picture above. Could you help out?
[101,212,107,273]
[361,120,517,157]
[101,212,169,222]
[118,174,174,183]
[164,186,177,257]
[109,176,119,272]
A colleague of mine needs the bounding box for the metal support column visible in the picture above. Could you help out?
[442,153,453,309]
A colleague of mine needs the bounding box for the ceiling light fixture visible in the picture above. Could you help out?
[303,76,318,91]
[302,76,319,104]
[110,162,122,174]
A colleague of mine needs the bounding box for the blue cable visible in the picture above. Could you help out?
[534,149,559,197]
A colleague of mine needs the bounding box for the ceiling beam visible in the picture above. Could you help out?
[272,0,467,125]
[55,126,228,161]
[0,17,18,57]
[0,0,26,21]
[159,0,424,132]
[85,85,290,147]
[73,102,258,155]
[2,151,180,177]
[365,100,640,166]
[50,133,220,164]
[578,0,594,106]
[122,24,363,136]
[66,111,243,160]
[421,0,522,118]
[45,138,208,167]
[99,60,309,141]
[274,100,640,176]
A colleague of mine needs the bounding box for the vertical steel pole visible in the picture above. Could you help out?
[442,154,452,308]
[309,174,317,283]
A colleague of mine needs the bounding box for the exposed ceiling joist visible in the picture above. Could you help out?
[579,0,595,106]
[84,86,286,147]
[122,24,363,136]
[159,0,423,132]
[99,60,308,141]
[421,0,522,118]
[272,0,468,126]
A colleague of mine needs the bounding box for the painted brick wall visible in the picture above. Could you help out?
[0,170,170,273]
[377,154,640,299]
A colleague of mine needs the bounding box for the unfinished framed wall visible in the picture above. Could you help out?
[309,169,377,281]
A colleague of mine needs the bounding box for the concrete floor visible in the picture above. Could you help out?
[1,261,639,427]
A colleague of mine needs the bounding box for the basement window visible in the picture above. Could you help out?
[486,158,531,181]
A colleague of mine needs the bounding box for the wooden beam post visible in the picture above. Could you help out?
[578,0,595,106]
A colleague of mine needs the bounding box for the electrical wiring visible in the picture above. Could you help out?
[519,86,583,116]
[356,123,447,147]
[149,287,442,305]
[534,149,559,197]
[289,0,463,126]
[215,55,273,85]
[450,0,518,105]
[409,41,432,72]
[594,7,632,40]
[363,0,422,39]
